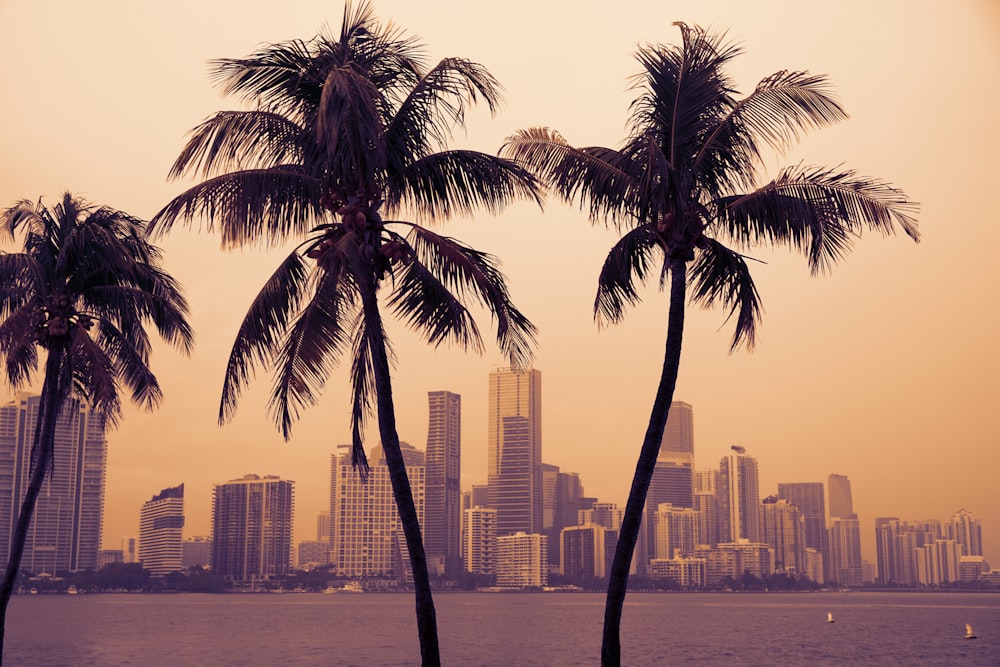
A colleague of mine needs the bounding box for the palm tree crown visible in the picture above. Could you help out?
[502,23,918,666]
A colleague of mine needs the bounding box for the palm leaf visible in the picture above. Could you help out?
[689,238,763,351]
[594,224,663,325]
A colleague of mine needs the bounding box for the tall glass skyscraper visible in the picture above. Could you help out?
[487,368,542,536]
[642,401,695,570]
[211,474,294,583]
[0,393,107,574]
[424,390,461,575]
[826,473,861,586]
[777,481,829,581]
[139,483,185,577]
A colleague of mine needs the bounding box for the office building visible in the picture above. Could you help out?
[487,368,542,536]
[0,393,107,574]
[182,536,212,569]
[777,482,829,580]
[424,390,462,576]
[719,447,762,544]
[211,474,294,583]
[827,474,854,520]
[495,532,547,588]
[297,540,330,568]
[330,443,425,580]
[139,484,184,577]
[828,517,863,587]
[653,503,700,560]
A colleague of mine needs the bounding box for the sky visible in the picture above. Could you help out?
[2,1,998,567]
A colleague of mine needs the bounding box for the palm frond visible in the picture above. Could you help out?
[594,224,663,325]
[68,325,126,421]
[168,110,311,181]
[401,223,536,366]
[219,251,312,426]
[689,238,763,351]
[387,150,542,220]
[501,128,635,225]
[150,168,326,246]
[317,64,386,193]
[267,260,356,439]
[0,307,38,388]
[717,164,920,274]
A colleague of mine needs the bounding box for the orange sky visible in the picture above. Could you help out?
[2,1,998,567]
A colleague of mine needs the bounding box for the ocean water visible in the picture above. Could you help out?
[4,591,998,666]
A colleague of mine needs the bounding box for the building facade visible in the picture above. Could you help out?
[719,447,762,544]
[777,482,829,580]
[0,393,106,574]
[139,484,184,576]
[495,532,547,588]
[463,506,497,576]
[424,391,462,575]
[487,368,542,536]
[211,474,294,582]
[329,443,425,580]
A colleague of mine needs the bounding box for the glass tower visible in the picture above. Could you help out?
[424,390,461,575]
[487,368,542,535]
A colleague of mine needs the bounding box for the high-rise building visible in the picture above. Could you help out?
[182,536,212,569]
[317,511,330,542]
[462,506,497,576]
[661,401,694,461]
[777,482,829,579]
[487,367,542,536]
[719,446,762,544]
[330,443,425,580]
[828,517,863,587]
[642,402,695,569]
[0,393,107,574]
[211,474,294,583]
[560,523,608,581]
[827,474,854,520]
[495,532,547,588]
[761,496,805,574]
[948,509,983,556]
[424,390,462,576]
[653,503,700,559]
[139,484,184,577]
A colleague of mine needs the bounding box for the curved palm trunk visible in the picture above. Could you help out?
[0,346,67,665]
[601,258,687,666]
[358,273,441,667]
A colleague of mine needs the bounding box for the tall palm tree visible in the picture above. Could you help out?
[502,23,919,666]
[149,3,539,664]
[0,192,193,663]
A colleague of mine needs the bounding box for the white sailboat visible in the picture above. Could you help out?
[826,612,835,623]
[965,624,977,639]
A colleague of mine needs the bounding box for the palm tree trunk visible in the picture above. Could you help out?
[0,347,66,665]
[601,257,687,667]
[358,273,441,667]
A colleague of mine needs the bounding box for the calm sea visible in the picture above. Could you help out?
[4,591,998,666]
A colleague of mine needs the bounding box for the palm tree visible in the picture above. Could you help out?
[149,3,540,664]
[501,23,919,666]
[0,192,193,663]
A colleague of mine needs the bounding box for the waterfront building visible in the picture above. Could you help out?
[693,490,720,548]
[948,508,983,556]
[495,532,547,588]
[761,496,805,574]
[958,555,991,582]
[297,540,330,569]
[317,511,330,542]
[647,556,706,588]
[0,393,106,574]
[424,391,462,576]
[182,536,212,569]
[559,523,608,581]
[138,484,184,577]
[330,443,425,581]
[828,517,863,587]
[719,447,762,544]
[98,549,123,568]
[777,482,829,579]
[653,503,700,560]
[715,540,774,580]
[487,368,542,536]
[804,548,825,584]
[211,474,294,583]
[121,536,140,564]
[462,506,497,576]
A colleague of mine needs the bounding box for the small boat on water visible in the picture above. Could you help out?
[826,612,835,623]
[66,585,78,595]
[323,581,364,594]
[965,624,977,639]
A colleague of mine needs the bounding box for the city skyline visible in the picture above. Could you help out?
[2,2,998,575]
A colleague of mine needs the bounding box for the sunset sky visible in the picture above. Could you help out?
[2,1,998,567]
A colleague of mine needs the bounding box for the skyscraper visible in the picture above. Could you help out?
[424,390,461,575]
[642,401,695,568]
[777,482,829,580]
[0,393,107,574]
[330,443,425,580]
[462,506,497,577]
[948,508,983,556]
[661,401,694,461]
[826,474,861,586]
[139,484,184,577]
[761,496,805,573]
[487,367,542,536]
[719,446,762,543]
[211,474,294,583]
